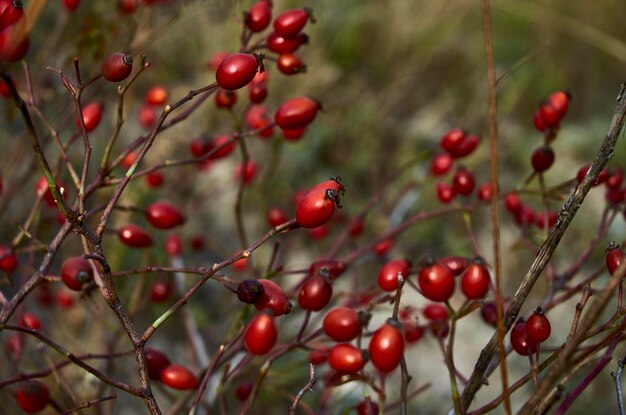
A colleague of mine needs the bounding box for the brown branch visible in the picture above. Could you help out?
[288,364,316,415]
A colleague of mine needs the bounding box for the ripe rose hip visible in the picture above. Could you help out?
[215,53,262,91]
[526,307,551,343]
[440,255,468,276]
[267,207,288,227]
[77,102,103,132]
[0,0,24,30]
[418,257,455,302]
[20,312,41,330]
[245,0,272,32]
[538,100,560,129]
[480,301,498,327]
[309,347,328,364]
[164,233,183,257]
[460,257,491,299]
[295,178,344,228]
[328,343,365,373]
[16,380,50,413]
[533,109,546,132]
[510,320,537,356]
[369,322,404,373]
[440,128,465,154]
[145,85,168,105]
[244,312,278,355]
[277,53,306,75]
[576,164,609,186]
[138,104,156,129]
[267,32,308,54]
[547,90,571,119]
[452,133,479,158]
[323,306,362,341]
[118,0,138,13]
[237,279,265,304]
[430,153,453,176]
[35,176,67,207]
[235,380,253,401]
[273,8,314,37]
[403,322,424,343]
[0,25,29,62]
[531,145,555,173]
[161,365,199,390]
[146,348,170,380]
[101,52,133,82]
[235,160,259,184]
[248,83,268,103]
[477,182,493,201]
[377,258,410,292]
[309,259,346,280]
[298,275,333,311]
[61,256,93,291]
[373,238,393,256]
[209,134,235,159]
[215,89,237,109]
[0,244,18,272]
[452,167,475,196]
[504,192,522,213]
[606,242,625,276]
[145,171,164,187]
[356,399,379,415]
[150,281,172,303]
[436,182,455,204]
[253,279,291,316]
[118,224,152,248]
[275,97,320,130]
[145,201,186,229]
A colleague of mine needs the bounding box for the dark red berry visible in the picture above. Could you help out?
[452,167,475,196]
[150,281,172,303]
[298,275,332,311]
[436,182,455,204]
[253,279,291,316]
[118,224,152,248]
[237,279,265,304]
[215,89,238,108]
[377,258,410,292]
[510,320,537,356]
[531,145,555,173]
[526,307,551,343]
[0,244,18,272]
[504,192,522,213]
[101,52,133,82]
[440,255,468,276]
[60,256,93,291]
[577,164,609,186]
[146,348,170,380]
[145,202,186,229]
[309,259,346,280]
[16,380,50,413]
[215,53,262,91]
[606,242,625,276]
[244,312,278,355]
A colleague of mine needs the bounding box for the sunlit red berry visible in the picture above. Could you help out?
[538,100,560,129]
[377,258,410,292]
[244,312,278,355]
[452,167,475,196]
[275,97,320,130]
[145,85,168,105]
[0,244,18,272]
[161,365,199,390]
[253,279,291,316]
[145,202,186,229]
[295,178,344,228]
[118,224,152,248]
[430,153,453,176]
[215,89,237,108]
[440,255,468,276]
[526,307,551,343]
[20,312,41,330]
[531,145,555,173]
[267,31,308,54]
[277,53,306,75]
[323,306,362,341]
[606,242,625,276]
[215,53,262,91]
[369,322,404,373]
[245,0,272,32]
[460,257,491,299]
[510,320,537,356]
[547,90,571,119]
[418,257,455,302]
[436,182,455,204]
[273,8,314,37]
[328,343,365,373]
[298,275,332,311]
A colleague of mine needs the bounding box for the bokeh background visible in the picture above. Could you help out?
[1,0,626,413]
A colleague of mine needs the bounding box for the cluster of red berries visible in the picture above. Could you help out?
[145,348,199,390]
[0,0,29,62]
[510,307,552,356]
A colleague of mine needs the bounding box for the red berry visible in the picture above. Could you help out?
[145,85,168,105]
[277,53,306,75]
[403,322,424,343]
[298,275,333,311]
[215,88,237,108]
[535,211,557,229]
[267,207,288,227]
[56,290,75,308]
[245,0,272,32]
[526,307,551,343]
[78,102,103,132]
[322,306,362,341]
[138,104,157,129]
[235,381,253,401]
[606,168,624,190]
[538,100,560,129]
[418,257,455,302]
[150,281,172,303]
[295,178,344,228]
[577,164,609,186]
[547,90,571,119]
[430,153,453,176]
[209,134,235,159]
[0,244,18,272]
[235,160,259,184]
[510,320,537,356]
[440,255,468,276]
[275,97,320,130]
[377,258,410,292]
[118,0,138,14]
[308,224,328,240]
[0,0,24,30]
[348,216,364,237]
[606,242,625,276]
[0,75,11,97]
[436,182,455,204]
[244,312,278,355]
[533,109,546,132]
[452,167,475,196]
[101,52,133,82]
[452,134,480,158]
[248,83,268,103]
[369,322,404,373]
[62,0,80,11]
[215,53,261,91]
[35,176,67,207]
[328,343,365,373]
[20,312,41,330]
[531,145,555,173]
[61,256,93,291]
[245,104,273,136]
[232,257,248,272]
[514,205,535,226]
[440,128,465,154]
[423,303,448,321]
[253,279,291,316]
[460,257,491,299]
[480,301,498,327]
[267,32,308,54]
[477,182,493,201]
[16,380,50,413]
[145,171,164,187]
[118,224,152,248]
[373,238,393,256]
[309,347,328,364]
[504,192,522,213]
[0,26,29,62]
[145,202,186,229]
[273,8,314,37]
[146,348,170,380]
[356,399,379,415]
[161,365,199,390]
[164,233,183,257]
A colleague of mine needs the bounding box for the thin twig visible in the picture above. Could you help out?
[288,364,316,415]
[612,357,626,415]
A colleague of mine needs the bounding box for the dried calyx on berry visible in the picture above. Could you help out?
[236,279,265,304]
